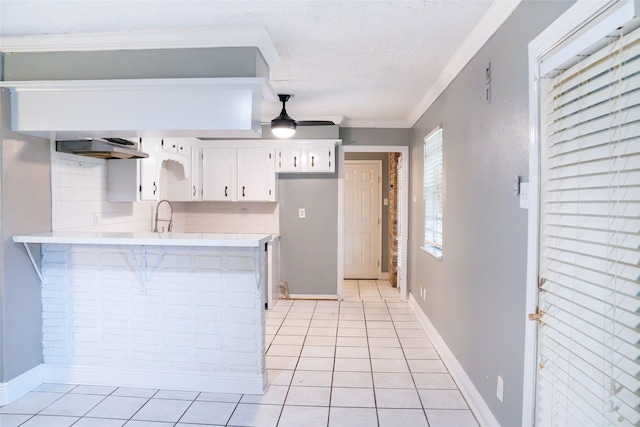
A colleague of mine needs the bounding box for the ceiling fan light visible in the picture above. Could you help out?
[272,126,296,138]
[271,116,297,138]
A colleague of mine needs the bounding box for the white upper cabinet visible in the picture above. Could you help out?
[107,138,161,202]
[202,147,236,201]
[275,140,337,173]
[202,145,276,202]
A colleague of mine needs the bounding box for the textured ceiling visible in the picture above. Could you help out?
[0,1,517,127]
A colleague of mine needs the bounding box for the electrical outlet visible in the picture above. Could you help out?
[497,375,504,402]
[298,208,306,218]
[93,214,100,226]
[241,208,248,217]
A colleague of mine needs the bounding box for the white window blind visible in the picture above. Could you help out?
[424,128,443,258]
[397,155,404,270]
[537,21,640,427]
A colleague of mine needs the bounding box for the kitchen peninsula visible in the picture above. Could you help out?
[13,231,272,394]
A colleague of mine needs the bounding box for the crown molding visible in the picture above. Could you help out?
[408,0,522,126]
[341,118,412,128]
[0,27,279,67]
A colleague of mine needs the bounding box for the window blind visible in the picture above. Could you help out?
[424,128,443,253]
[537,22,640,427]
[397,155,405,271]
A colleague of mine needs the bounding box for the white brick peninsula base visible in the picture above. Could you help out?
[14,232,271,395]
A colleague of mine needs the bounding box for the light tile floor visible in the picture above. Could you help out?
[0,280,478,427]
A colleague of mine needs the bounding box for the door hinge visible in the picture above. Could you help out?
[538,275,547,292]
[528,306,546,326]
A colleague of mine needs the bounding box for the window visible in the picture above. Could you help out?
[423,127,443,259]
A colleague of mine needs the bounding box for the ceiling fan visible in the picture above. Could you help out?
[271,94,335,138]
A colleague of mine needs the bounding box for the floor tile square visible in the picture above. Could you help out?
[371,358,410,373]
[332,371,374,388]
[179,401,236,425]
[266,344,302,357]
[367,328,398,338]
[377,408,429,427]
[335,346,370,359]
[307,327,337,337]
[265,355,298,370]
[328,407,378,427]
[241,385,288,405]
[301,345,335,358]
[336,337,368,347]
[271,335,305,346]
[227,403,282,427]
[296,357,334,371]
[112,388,158,398]
[399,337,434,348]
[369,347,405,359]
[334,358,371,372]
[267,369,294,386]
[291,370,333,387]
[404,348,440,360]
[0,392,64,415]
[396,328,428,338]
[40,393,106,417]
[373,372,415,389]
[419,389,469,409]
[412,373,458,390]
[337,328,367,337]
[408,359,448,373]
[70,385,117,395]
[277,326,308,336]
[0,414,31,427]
[310,320,338,328]
[154,390,199,400]
[33,384,77,393]
[375,388,422,408]
[330,387,375,408]
[72,418,126,427]
[132,398,191,422]
[123,420,174,426]
[304,336,336,346]
[196,392,243,403]
[285,386,331,406]
[17,415,79,427]
[278,405,329,427]
[425,409,479,426]
[368,337,401,348]
[85,396,148,419]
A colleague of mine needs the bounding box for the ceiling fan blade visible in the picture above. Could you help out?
[296,120,336,126]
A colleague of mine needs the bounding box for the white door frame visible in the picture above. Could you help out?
[337,145,409,301]
[523,1,627,425]
[344,160,383,280]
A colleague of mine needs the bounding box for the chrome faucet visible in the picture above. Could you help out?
[153,200,174,233]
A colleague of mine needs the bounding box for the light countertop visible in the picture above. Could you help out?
[13,231,273,248]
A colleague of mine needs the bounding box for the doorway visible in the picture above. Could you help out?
[344,160,382,279]
[337,145,409,301]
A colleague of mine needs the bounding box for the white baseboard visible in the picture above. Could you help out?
[0,364,45,406]
[286,294,338,300]
[408,294,500,427]
[43,365,267,395]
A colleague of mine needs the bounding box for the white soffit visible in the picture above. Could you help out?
[0,27,280,69]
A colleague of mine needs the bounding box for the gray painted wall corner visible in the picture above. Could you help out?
[408,1,573,425]
[0,89,52,382]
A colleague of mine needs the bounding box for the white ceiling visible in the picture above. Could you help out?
[0,1,521,128]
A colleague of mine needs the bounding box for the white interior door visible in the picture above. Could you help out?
[344,161,381,279]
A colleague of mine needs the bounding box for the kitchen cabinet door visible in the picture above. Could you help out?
[276,147,302,172]
[237,147,276,201]
[303,146,333,172]
[202,147,236,201]
[107,138,160,202]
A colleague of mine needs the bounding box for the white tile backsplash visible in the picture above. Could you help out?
[52,144,279,234]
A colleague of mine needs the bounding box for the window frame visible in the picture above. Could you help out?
[422,126,443,260]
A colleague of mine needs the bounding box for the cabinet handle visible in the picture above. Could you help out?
[242,186,246,197]
[193,185,196,197]
[153,182,157,195]
[311,156,315,167]
[224,186,228,197]
[294,156,297,168]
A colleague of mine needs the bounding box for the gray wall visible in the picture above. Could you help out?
[408,1,573,425]
[276,126,409,295]
[0,89,52,382]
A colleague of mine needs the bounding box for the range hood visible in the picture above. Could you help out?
[56,138,149,159]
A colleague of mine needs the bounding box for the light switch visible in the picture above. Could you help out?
[383,198,389,206]
[298,208,306,218]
